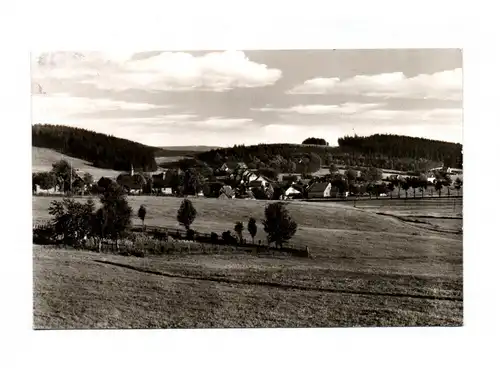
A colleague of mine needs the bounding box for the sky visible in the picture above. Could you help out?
[31,49,463,147]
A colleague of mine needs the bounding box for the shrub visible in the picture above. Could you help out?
[153,230,167,241]
[247,217,257,244]
[186,229,195,240]
[263,202,298,248]
[222,230,237,244]
[210,232,219,243]
[177,198,197,230]
[33,224,56,245]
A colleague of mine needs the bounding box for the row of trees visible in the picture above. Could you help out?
[306,165,463,199]
[174,199,297,248]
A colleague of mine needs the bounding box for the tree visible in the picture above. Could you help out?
[48,198,95,245]
[177,199,197,230]
[182,169,203,196]
[259,168,279,180]
[51,159,77,193]
[98,181,132,248]
[454,177,463,196]
[442,174,452,197]
[247,217,257,244]
[435,181,443,197]
[83,172,94,189]
[262,202,297,248]
[387,182,395,198]
[363,167,383,182]
[33,171,57,190]
[418,179,428,198]
[234,221,244,243]
[366,183,375,199]
[138,205,147,231]
[345,168,358,183]
[329,164,338,176]
[302,137,328,145]
[401,180,410,198]
[331,178,348,196]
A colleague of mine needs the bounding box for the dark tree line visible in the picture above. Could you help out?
[32,124,158,172]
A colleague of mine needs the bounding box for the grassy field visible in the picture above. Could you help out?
[32,195,463,328]
[32,147,122,178]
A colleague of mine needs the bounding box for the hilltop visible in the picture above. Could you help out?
[197,134,462,173]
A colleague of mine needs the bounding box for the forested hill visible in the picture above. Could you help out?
[197,134,463,172]
[32,124,158,172]
[338,134,462,168]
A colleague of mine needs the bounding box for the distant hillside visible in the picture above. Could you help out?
[158,145,221,152]
[338,134,462,168]
[32,124,158,172]
[197,134,463,173]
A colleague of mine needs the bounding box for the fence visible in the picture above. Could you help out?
[32,223,310,258]
[132,225,310,256]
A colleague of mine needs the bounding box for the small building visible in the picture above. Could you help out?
[34,184,62,195]
[285,185,302,198]
[307,182,332,198]
[219,185,235,199]
[219,163,230,172]
[249,175,271,188]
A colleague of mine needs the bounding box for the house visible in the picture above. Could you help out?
[284,185,302,199]
[219,185,235,199]
[248,175,271,188]
[117,170,146,195]
[241,170,258,184]
[219,163,230,172]
[307,182,332,198]
[152,172,174,195]
[34,184,62,195]
[203,182,225,198]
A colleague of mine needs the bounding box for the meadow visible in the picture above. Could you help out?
[32,195,463,328]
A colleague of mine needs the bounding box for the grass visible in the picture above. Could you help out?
[33,195,462,328]
[32,147,122,178]
[33,246,462,329]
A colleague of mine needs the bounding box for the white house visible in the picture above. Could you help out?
[249,175,271,188]
[307,182,332,198]
[34,184,62,195]
[285,186,302,197]
[160,187,173,195]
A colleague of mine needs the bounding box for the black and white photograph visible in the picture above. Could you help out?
[31,49,463,329]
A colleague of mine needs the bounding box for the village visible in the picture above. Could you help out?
[32,158,464,201]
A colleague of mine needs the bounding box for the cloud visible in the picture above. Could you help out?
[353,108,462,124]
[32,51,282,92]
[31,92,174,137]
[253,102,383,115]
[287,69,462,100]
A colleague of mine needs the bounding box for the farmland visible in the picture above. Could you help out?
[33,195,463,329]
[32,147,122,178]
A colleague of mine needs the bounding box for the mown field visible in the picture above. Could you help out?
[32,195,463,329]
[32,147,122,178]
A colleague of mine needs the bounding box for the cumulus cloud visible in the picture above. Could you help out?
[32,51,282,92]
[253,102,382,115]
[287,69,462,100]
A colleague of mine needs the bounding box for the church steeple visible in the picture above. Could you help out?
[130,163,134,177]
